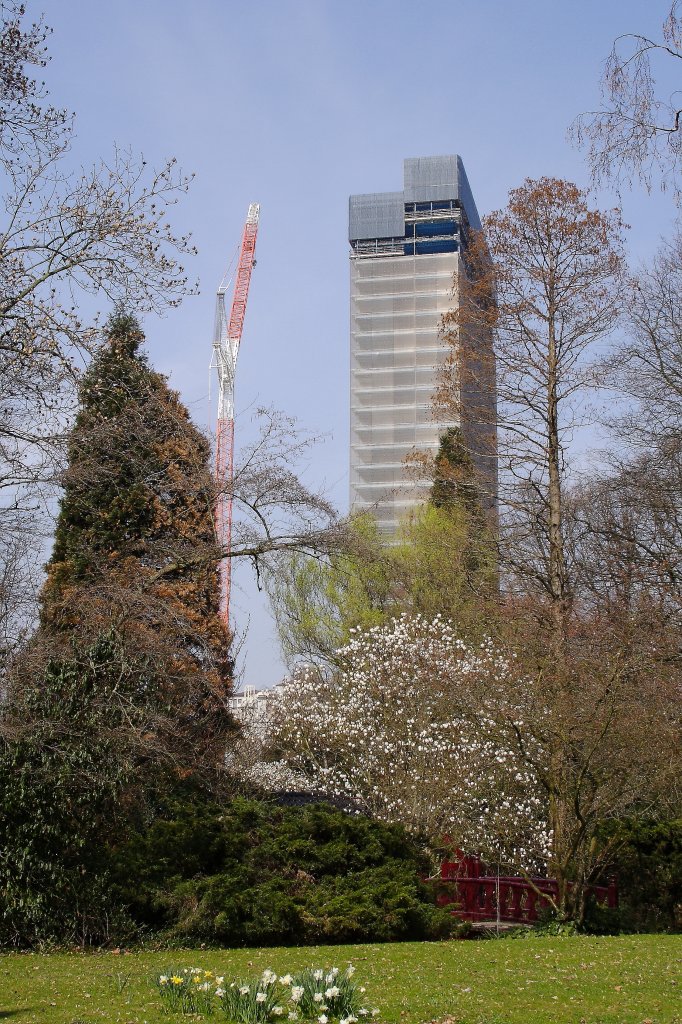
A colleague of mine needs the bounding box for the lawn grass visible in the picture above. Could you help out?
[0,934,679,1024]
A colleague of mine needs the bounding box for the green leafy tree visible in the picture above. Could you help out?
[268,514,396,668]
[270,431,496,667]
[393,506,495,629]
[394,426,497,622]
[430,426,483,514]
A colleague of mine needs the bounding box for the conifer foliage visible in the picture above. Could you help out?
[39,310,233,770]
[430,426,482,516]
[0,313,235,945]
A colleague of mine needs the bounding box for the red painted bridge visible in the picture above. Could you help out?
[436,853,617,925]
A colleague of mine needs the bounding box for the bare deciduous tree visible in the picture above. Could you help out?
[440,177,626,643]
[0,4,198,667]
[569,443,682,625]
[566,231,682,625]
[433,179,676,922]
[573,2,682,196]
[499,605,679,923]
[616,232,682,443]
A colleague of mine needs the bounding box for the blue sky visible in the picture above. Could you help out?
[44,0,678,686]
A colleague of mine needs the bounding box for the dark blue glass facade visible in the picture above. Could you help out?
[402,202,459,256]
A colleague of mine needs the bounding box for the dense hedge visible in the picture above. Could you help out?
[108,795,454,946]
[587,819,682,933]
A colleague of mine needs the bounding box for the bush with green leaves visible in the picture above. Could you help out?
[0,633,147,947]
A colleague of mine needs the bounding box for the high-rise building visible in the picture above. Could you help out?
[349,154,496,535]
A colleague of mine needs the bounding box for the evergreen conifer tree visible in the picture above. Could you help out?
[430,426,481,515]
[0,312,235,944]
[39,310,233,769]
[425,426,496,597]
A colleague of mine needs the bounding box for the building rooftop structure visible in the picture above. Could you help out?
[349,154,481,256]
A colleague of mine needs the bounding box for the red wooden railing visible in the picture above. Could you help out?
[435,853,617,924]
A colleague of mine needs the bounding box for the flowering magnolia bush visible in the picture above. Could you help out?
[258,615,551,869]
[157,965,378,1022]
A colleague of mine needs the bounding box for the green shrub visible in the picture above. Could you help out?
[108,796,453,945]
[591,818,682,932]
[0,636,142,947]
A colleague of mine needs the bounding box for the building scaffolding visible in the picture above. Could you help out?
[348,156,495,535]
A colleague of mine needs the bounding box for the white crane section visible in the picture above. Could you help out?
[211,202,260,627]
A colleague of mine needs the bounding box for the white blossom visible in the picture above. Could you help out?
[256,614,551,869]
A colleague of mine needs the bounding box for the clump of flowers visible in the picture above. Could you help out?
[156,965,377,1022]
[285,966,365,1022]
[219,969,284,1022]
[157,967,218,1015]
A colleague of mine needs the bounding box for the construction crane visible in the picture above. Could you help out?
[212,202,260,627]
